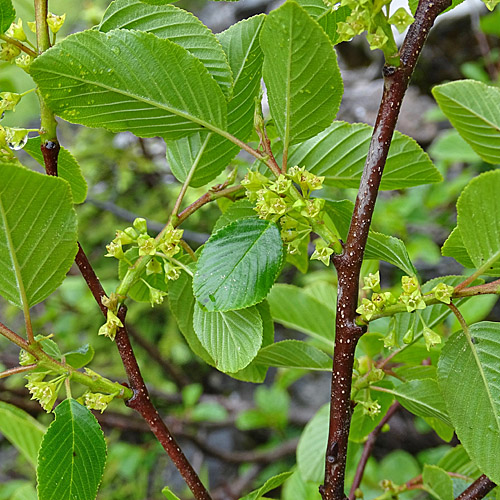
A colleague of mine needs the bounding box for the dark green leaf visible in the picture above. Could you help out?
[23,137,88,204]
[30,30,227,140]
[0,164,78,308]
[0,0,15,34]
[193,218,284,312]
[37,399,107,500]
[213,200,257,232]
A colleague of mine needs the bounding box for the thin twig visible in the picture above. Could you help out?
[0,34,37,57]
[0,364,37,379]
[0,321,29,350]
[321,2,452,499]
[349,401,400,500]
[456,475,496,500]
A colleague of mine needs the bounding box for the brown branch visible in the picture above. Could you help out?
[0,364,37,379]
[0,34,37,57]
[456,475,496,500]
[114,306,211,500]
[320,2,452,499]
[348,402,400,500]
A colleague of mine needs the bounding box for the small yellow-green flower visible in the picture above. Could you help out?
[311,238,333,266]
[46,12,66,33]
[362,271,380,292]
[432,282,454,304]
[6,19,26,41]
[423,326,441,350]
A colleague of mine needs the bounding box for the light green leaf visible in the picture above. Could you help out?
[438,445,481,479]
[0,163,78,308]
[438,322,500,484]
[260,1,343,152]
[193,302,263,373]
[373,379,451,426]
[0,0,15,34]
[456,170,500,274]
[162,486,181,500]
[166,15,265,187]
[63,344,95,369]
[288,121,442,190]
[429,129,482,165]
[37,399,107,500]
[11,483,38,500]
[99,0,232,96]
[423,465,454,500]
[0,401,46,467]
[23,137,88,204]
[193,218,284,312]
[239,471,293,500]
[432,80,500,164]
[30,29,227,140]
[297,404,328,483]
[324,200,416,275]
[267,284,335,345]
[255,340,332,370]
[213,200,257,232]
[282,470,322,500]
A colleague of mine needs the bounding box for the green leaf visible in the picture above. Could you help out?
[166,15,265,187]
[423,465,454,500]
[99,0,232,97]
[11,483,38,500]
[293,0,350,44]
[239,471,293,500]
[213,200,257,232]
[30,29,227,140]
[0,401,46,467]
[192,302,263,373]
[409,0,466,14]
[282,470,322,500]
[0,0,15,34]
[324,200,416,275]
[438,322,500,484]
[23,137,88,204]
[429,129,482,165]
[267,284,335,345]
[63,344,95,369]
[168,268,215,365]
[0,163,78,308]
[255,340,332,370]
[162,487,181,500]
[193,218,284,312]
[297,404,328,483]
[260,1,343,152]
[438,445,481,478]
[456,170,500,274]
[37,399,107,500]
[373,379,451,426]
[432,80,500,164]
[287,121,442,190]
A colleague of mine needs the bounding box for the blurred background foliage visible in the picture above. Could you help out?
[0,0,499,499]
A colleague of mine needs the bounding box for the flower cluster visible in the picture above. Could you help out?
[78,391,116,413]
[242,167,335,266]
[25,372,66,412]
[356,272,397,321]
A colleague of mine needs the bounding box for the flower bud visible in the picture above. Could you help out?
[6,19,27,41]
[46,12,66,34]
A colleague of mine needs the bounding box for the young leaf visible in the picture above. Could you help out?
[0,0,15,34]
[162,487,181,500]
[267,284,335,345]
[423,465,454,500]
[37,399,107,500]
[255,339,332,371]
[23,137,88,204]
[239,471,293,500]
[166,15,265,186]
[260,1,343,152]
[192,302,263,373]
[193,218,284,312]
[98,0,233,97]
[438,322,500,484]
[0,401,46,467]
[0,163,78,308]
[63,344,95,369]
[30,30,227,140]
[432,80,500,164]
[287,121,442,190]
[456,170,500,274]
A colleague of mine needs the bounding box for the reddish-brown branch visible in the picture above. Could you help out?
[41,141,60,176]
[456,475,496,500]
[321,2,451,499]
[115,306,211,500]
[348,402,400,500]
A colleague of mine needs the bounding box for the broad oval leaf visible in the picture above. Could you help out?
[37,399,107,500]
[255,339,332,371]
[99,0,232,96]
[438,322,500,484]
[432,80,500,164]
[30,29,227,140]
[423,465,454,500]
[166,15,265,187]
[457,170,500,273]
[193,302,263,373]
[0,0,15,34]
[193,218,284,312]
[0,163,78,308]
[288,121,442,190]
[23,137,88,204]
[260,1,343,151]
[0,401,46,467]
